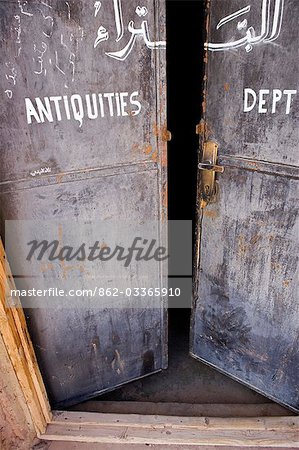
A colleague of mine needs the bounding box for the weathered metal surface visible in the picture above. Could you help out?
[0,0,167,408]
[191,0,299,412]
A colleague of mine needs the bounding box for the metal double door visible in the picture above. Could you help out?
[0,0,298,412]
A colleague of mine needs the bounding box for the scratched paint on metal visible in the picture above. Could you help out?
[0,0,167,408]
[191,0,299,413]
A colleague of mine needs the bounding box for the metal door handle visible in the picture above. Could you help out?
[198,141,224,208]
[198,161,224,173]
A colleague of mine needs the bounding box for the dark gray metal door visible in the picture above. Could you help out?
[0,0,167,408]
[191,0,299,413]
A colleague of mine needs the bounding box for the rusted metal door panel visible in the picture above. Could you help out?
[0,0,167,408]
[191,0,299,413]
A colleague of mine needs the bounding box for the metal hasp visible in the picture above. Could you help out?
[198,140,224,208]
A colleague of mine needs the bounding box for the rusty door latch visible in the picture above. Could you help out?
[198,140,224,208]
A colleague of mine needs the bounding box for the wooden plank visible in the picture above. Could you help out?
[46,442,299,450]
[51,411,299,431]
[42,427,299,448]
[0,239,51,435]
[69,401,293,417]
[0,325,35,450]
[38,411,299,448]
[40,412,299,447]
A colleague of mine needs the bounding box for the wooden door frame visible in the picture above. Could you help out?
[1,241,298,449]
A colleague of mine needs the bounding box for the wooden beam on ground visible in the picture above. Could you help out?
[44,443,299,450]
[40,411,299,448]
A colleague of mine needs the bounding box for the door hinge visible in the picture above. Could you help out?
[198,140,224,209]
